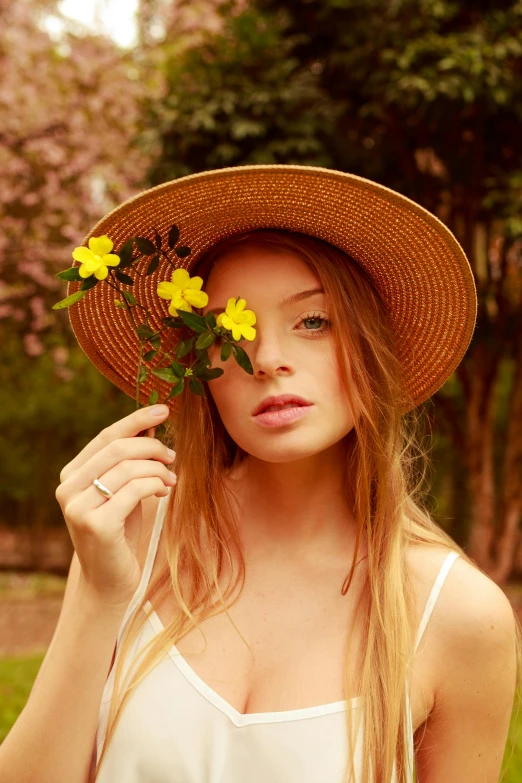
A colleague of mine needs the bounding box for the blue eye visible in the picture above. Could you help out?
[298,313,331,337]
[213,313,331,346]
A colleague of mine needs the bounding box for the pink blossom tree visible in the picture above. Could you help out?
[0,0,150,367]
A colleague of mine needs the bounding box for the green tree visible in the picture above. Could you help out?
[140,0,522,581]
[0,325,137,570]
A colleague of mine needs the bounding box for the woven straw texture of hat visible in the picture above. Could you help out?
[67,164,477,416]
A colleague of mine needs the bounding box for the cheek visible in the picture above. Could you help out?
[206,358,243,414]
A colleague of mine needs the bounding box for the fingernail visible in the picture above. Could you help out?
[151,405,168,417]
[167,448,175,459]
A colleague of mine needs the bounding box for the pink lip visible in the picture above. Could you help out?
[252,394,312,416]
[252,404,314,428]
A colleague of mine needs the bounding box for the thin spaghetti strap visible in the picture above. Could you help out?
[115,493,169,646]
[95,495,169,767]
[413,551,460,655]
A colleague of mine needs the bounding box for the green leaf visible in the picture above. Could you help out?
[150,335,161,350]
[195,332,215,350]
[231,343,253,374]
[220,340,232,361]
[168,224,180,249]
[205,311,217,329]
[117,239,135,268]
[115,269,135,286]
[154,229,162,250]
[146,254,160,275]
[52,290,87,309]
[151,367,182,383]
[175,338,194,358]
[135,236,156,255]
[138,365,148,383]
[193,366,224,380]
[189,377,206,396]
[56,267,82,281]
[148,389,159,405]
[175,246,191,258]
[161,316,185,328]
[165,379,185,399]
[193,353,211,370]
[123,290,136,305]
[169,361,186,378]
[143,349,158,362]
[206,367,224,379]
[80,276,99,291]
[137,324,157,340]
[176,310,207,332]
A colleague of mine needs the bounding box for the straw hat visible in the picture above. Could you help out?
[66,164,477,415]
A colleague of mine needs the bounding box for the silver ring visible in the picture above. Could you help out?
[93,478,114,499]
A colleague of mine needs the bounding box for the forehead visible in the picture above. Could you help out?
[203,244,319,294]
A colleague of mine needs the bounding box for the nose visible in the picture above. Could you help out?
[249,327,295,379]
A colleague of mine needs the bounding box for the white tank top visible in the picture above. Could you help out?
[93,494,460,782]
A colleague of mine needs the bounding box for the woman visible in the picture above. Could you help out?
[3,165,519,783]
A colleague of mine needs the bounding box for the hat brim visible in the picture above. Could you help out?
[67,164,477,413]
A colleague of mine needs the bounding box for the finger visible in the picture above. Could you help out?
[90,477,170,529]
[61,405,169,481]
[77,459,176,511]
[64,437,175,501]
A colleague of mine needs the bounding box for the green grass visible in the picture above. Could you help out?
[501,700,522,782]
[0,653,45,742]
[0,653,522,780]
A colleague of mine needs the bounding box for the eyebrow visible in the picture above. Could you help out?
[205,287,325,316]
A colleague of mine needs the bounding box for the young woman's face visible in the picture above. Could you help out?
[201,244,356,464]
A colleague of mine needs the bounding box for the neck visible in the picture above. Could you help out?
[224,436,364,569]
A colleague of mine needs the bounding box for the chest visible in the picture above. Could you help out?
[150,546,440,735]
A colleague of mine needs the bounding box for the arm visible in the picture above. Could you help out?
[0,552,127,783]
[414,563,518,782]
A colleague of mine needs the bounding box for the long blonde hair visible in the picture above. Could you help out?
[93,229,522,782]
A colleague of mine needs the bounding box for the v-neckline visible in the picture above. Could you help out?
[143,601,360,728]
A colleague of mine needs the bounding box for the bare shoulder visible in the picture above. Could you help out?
[407,547,518,779]
[428,550,516,684]
[406,543,515,654]
[413,545,513,639]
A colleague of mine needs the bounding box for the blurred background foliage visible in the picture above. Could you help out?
[1,0,522,582]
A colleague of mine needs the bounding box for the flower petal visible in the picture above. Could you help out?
[89,235,113,256]
[72,247,95,263]
[187,275,204,291]
[174,290,187,309]
[184,289,209,307]
[103,254,120,267]
[157,282,176,300]
[79,264,94,278]
[220,314,233,330]
[240,324,256,341]
[243,310,256,325]
[172,268,191,288]
[235,298,246,314]
[236,309,256,326]
[225,298,238,318]
[94,265,108,280]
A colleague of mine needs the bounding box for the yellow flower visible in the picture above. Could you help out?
[157,268,209,317]
[72,236,121,280]
[216,297,256,341]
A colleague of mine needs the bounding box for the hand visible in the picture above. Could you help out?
[55,405,176,610]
